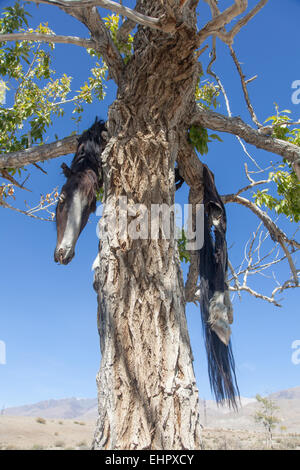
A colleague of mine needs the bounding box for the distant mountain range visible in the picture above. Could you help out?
[1,397,98,421]
[2,387,300,433]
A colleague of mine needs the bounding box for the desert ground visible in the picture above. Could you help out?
[1,415,300,450]
[1,387,299,450]
[0,416,94,450]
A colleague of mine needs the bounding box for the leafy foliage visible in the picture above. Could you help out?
[254,394,280,445]
[195,78,220,110]
[253,105,300,223]
[254,165,300,223]
[188,124,222,155]
[95,186,104,202]
[265,104,300,145]
[0,182,15,202]
[0,1,107,201]
[189,78,222,155]
[0,1,30,35]
[177,229,190,264]
[103,14,133,64]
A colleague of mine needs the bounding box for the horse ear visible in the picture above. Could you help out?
[61,163,73,178]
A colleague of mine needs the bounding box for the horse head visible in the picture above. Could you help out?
[54,118,106,265]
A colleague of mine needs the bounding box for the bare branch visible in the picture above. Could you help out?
[0,135,78,169]
[206,49,264,170]
[217,0,269,45]
[271,275,300,298]
[279,240,299,286]
[229,284,282,307]
[228,224,299,307]
[245,75,258,85]
[204,0,220,18]
[26,0,173,32]
[0,169,31,191]
[0,197,56,221]
[116,18,136,43]
[198,0,248,43]
[192,106,300,176]
[228,259,241,298]
[235,175,269,196]
[229,45,261,127]
[0,32,95,49]
[222,193,300,251]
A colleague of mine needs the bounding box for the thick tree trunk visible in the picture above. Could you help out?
[92,2,202,450]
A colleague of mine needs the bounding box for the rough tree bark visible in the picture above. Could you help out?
[92,1,202,450]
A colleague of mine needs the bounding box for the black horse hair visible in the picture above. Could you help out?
[199,165,239,409]
[70,117,106,175]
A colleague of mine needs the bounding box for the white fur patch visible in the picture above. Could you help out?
[92,253,100,271]
[57,189,87,253]
[209,291,232,345]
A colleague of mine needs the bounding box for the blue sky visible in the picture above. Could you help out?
[0,0,299,409]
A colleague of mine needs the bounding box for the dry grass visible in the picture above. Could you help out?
[201,428,300,450]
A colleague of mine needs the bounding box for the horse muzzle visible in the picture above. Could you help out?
[54,246,75,265]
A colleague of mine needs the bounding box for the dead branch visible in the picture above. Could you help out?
[206,45,265,170]
[0,188,58,221]
[228,224,299,307]
[0,169,31,192]
[222,193,300,251]
[229,45,261,127]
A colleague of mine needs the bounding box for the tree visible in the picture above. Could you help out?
[254,394,280,448]
[0,0,299,450]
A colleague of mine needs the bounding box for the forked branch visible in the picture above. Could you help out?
[202,0,269,45]
[217,0,269,45]
[0,188,59,221]
[228,224,299,307]
[198,0,248,43]
[26,0,171,32]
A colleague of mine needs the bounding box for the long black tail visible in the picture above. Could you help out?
[199,166,239,409]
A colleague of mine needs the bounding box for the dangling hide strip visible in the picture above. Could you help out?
[199,164,239,408]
